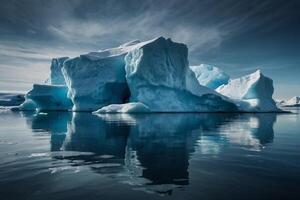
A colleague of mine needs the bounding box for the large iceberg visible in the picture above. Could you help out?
[9,36,281,113]
[216,70,278,112]
[50,57,69,85]
[190,64,229,89]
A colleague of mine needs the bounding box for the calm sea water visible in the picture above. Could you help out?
[0,108,299,200]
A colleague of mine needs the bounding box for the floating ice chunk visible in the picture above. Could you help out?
[216,70,279,111]
[93,102,150,113]
[28,152,50,158]
[281,96,300,107]
[189,64,229,89]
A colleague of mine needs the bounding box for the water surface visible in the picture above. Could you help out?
[0,108,299,200]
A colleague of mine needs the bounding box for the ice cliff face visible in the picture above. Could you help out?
[216,70,278,112]
[124,37,237,112]
[50,57,69,85]
[190,64,229,89]
[125,37,188,92]
[11,37,280,113]
[61,40,147,111]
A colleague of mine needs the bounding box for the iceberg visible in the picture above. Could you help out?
[50,57,69,85]
[190,64,229,89]
[0,92,25,106]
[281,96,300,107]
[216,70,278,112]
[93,102,150,113]
[8,36,280,113]
[16,84,72,111]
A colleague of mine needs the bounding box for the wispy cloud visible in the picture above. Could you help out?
[0,0,299,95]
[0,41,86,61]
[0,39,90,91]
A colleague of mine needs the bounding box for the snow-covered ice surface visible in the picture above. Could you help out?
[15,84,72,111]
[93,102,150,113]
[0,92,25,106]
[280,96,300,107]
[50,57,69,85]
[190,64,229,89]
[216,70,279,112]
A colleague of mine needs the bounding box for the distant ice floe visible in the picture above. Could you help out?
[279,96,300,107]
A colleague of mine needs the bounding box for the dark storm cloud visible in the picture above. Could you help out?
[0,0,299,98]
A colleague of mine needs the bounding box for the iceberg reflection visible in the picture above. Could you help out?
[25,112,276,194]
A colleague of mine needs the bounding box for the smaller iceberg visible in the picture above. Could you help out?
[15,84,72,111]
[93,102,150,113]
[189,64,229,89]
[216,70,278,112]
[0,92,25,106]
[280,96,300,107]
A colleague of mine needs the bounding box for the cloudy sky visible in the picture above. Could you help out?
[0,0,299,98]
